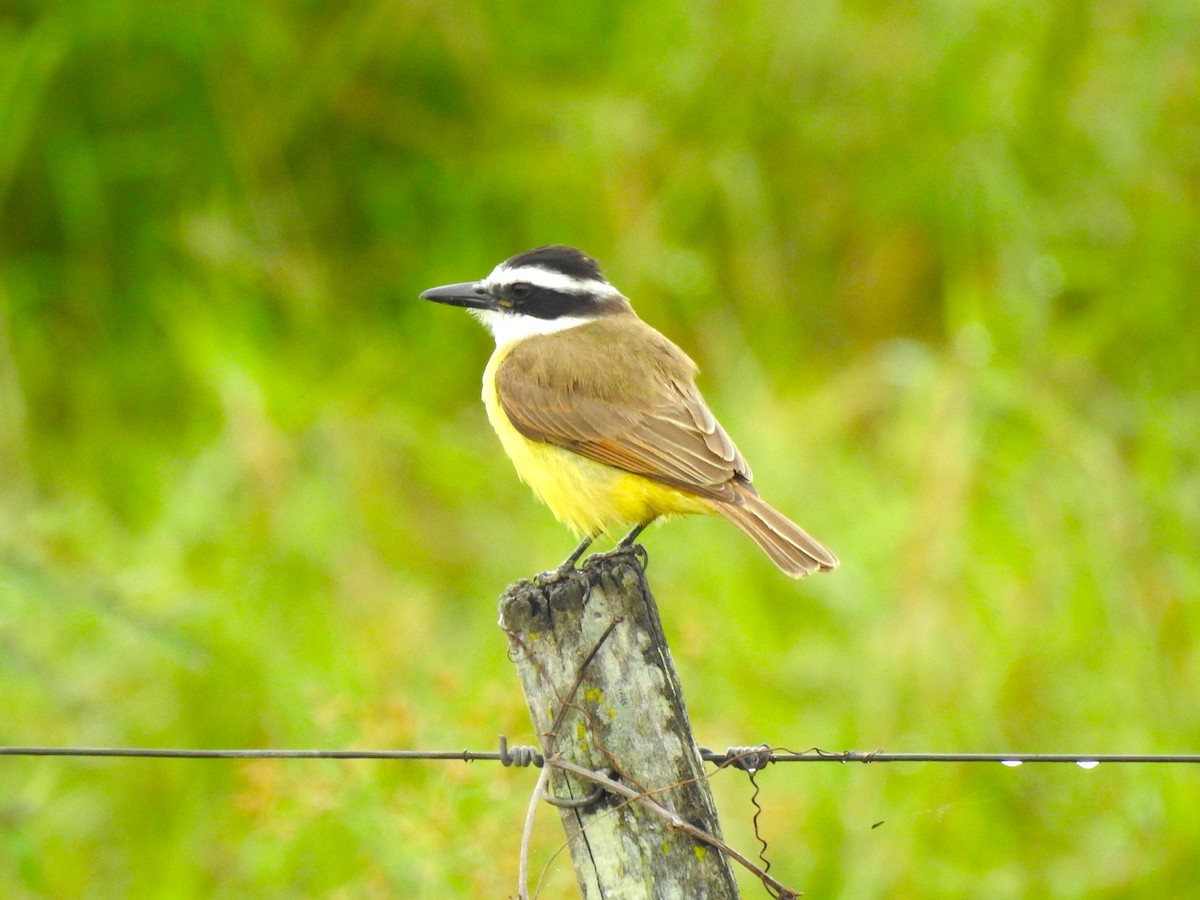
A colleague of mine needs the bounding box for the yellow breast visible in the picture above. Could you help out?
[482,343,710,537]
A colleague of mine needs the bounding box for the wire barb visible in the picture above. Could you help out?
[703,745,774,772]
[498,736,544,768]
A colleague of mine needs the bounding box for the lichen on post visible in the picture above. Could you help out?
[499,549,740,899]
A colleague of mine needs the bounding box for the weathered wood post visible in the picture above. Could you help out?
[499,549,740,899]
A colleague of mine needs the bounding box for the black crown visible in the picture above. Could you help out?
[503,245,606,283]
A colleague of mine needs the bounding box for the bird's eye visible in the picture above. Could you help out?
[509,282,532,300]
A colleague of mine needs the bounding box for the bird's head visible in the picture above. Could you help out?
[420,245,632,344]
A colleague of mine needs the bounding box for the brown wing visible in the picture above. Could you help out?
[495,316,753,503]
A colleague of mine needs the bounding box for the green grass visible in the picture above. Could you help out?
[2,0,1199,895]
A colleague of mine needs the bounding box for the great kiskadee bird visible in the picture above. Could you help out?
[420,245,837,578]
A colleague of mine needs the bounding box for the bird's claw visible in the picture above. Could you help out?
[582,542,647,572]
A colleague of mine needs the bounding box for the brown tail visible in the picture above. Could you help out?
[714,486,838,578]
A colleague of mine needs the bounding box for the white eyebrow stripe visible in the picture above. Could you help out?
[484,265,619,296]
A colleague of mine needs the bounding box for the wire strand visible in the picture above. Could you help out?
[2,745,1199,764]
[0,747,505,760]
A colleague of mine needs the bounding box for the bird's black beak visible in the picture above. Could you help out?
[419,281,498,311]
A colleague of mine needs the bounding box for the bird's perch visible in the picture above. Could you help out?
[499,550,740,898]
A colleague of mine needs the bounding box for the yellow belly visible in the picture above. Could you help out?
[482,346,712,537]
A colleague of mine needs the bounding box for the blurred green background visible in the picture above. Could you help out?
[2,0,1199,896]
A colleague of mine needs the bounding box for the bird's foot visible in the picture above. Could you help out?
[581,541,648,572]
[533,558,590,587]
[532,534,597,585]
[578,523,649,571]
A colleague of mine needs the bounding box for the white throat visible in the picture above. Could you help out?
[472,308,594,346]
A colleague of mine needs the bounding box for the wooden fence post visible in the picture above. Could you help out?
[499,549,741,899]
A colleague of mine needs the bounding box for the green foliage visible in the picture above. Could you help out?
[2,0,1199,895]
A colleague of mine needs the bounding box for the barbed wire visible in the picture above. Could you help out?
[2,741,1198,767]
